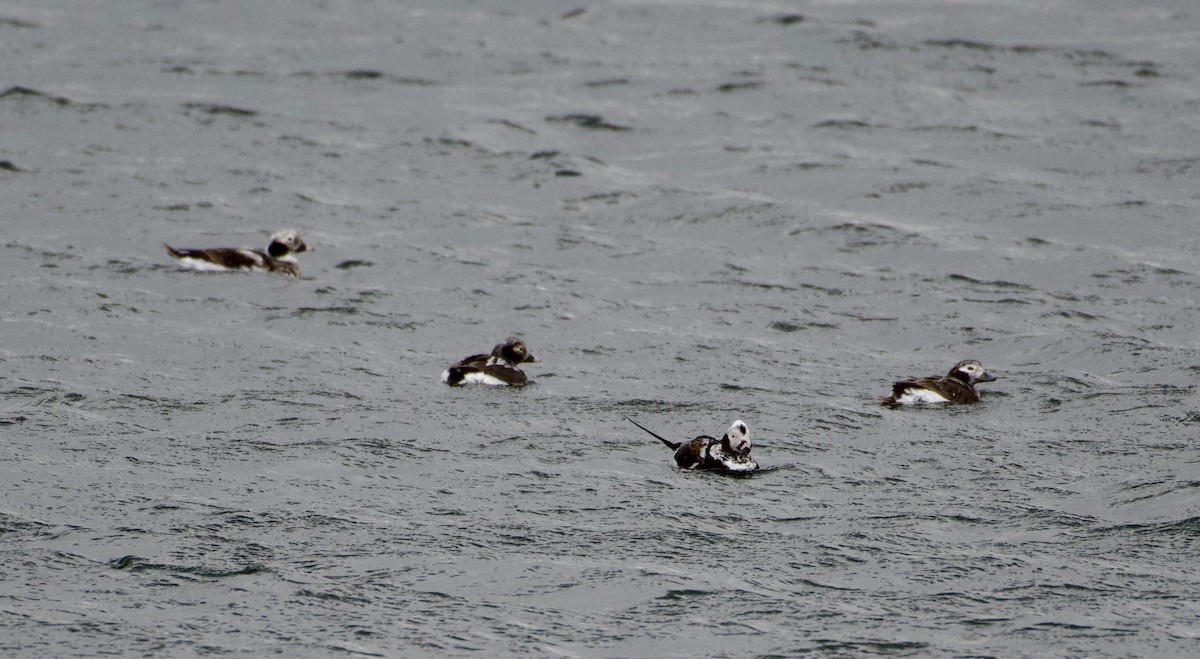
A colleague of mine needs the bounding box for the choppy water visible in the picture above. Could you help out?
[3,1,1199,656]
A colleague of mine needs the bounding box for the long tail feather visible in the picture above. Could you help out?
[624,416,680,450]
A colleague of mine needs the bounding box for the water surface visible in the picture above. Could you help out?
[2,1,1199,656]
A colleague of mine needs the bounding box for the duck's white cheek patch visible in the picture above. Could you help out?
[460,372,510,386]
[896,389,950,405]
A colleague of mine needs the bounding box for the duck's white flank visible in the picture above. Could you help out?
[894,388,952,405]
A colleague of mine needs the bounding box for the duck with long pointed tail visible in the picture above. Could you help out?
[626,417,758,472]
[164,229,312,278]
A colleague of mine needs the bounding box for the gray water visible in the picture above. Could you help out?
[2,0,1199,656]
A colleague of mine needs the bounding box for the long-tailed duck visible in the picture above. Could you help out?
[881,359,997,406]
[441,337,539,387]
[164,229,312,278]
[626,417,759,472]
